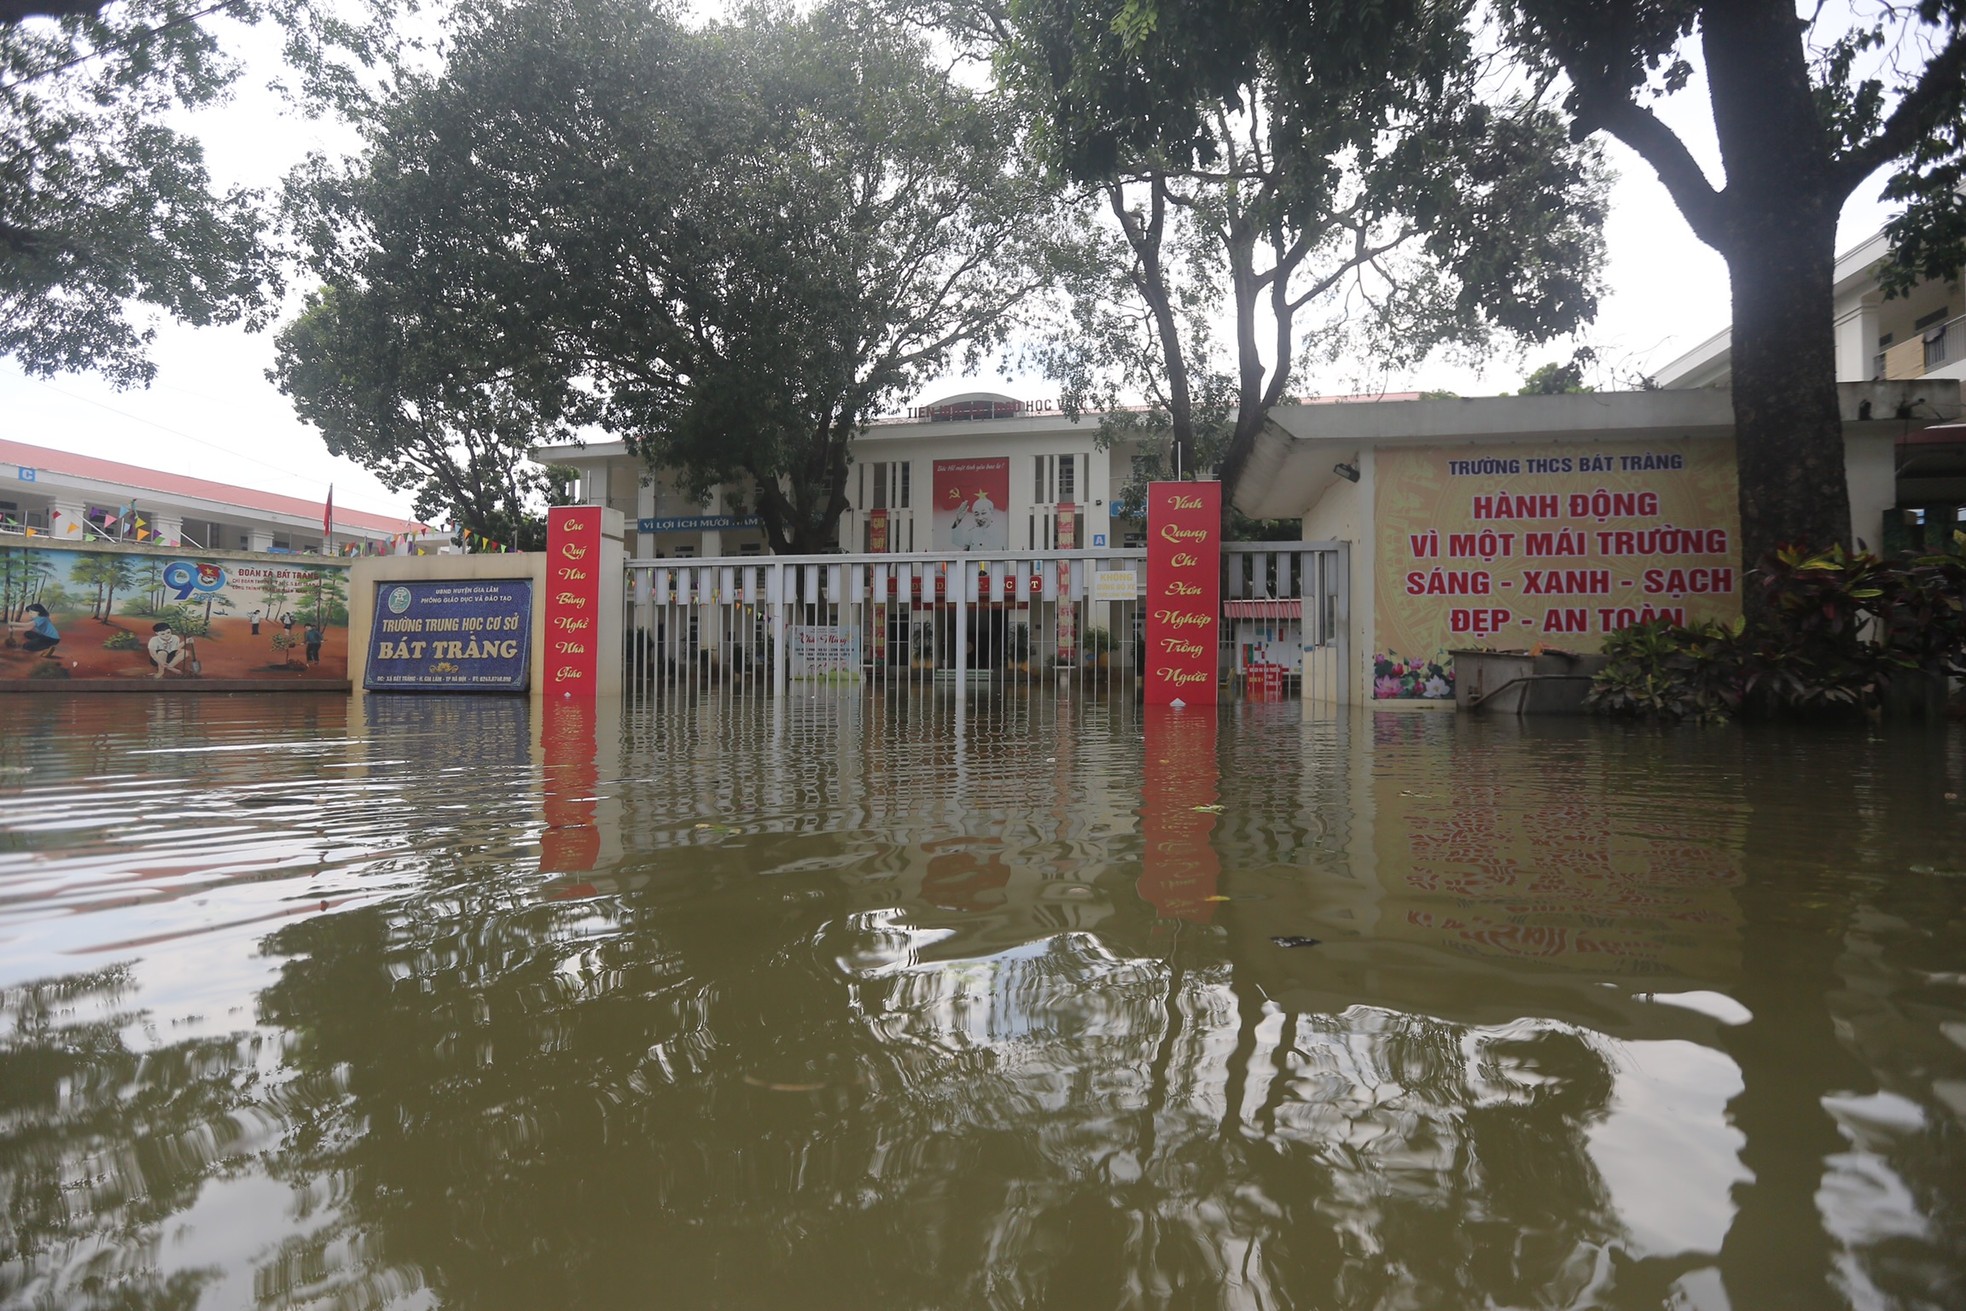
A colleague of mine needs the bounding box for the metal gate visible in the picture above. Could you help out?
[621,543,1350,711]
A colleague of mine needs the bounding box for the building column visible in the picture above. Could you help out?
[51,498,88,541]
[1088,448,1112,550]
[636,476,656,559]
[149,513,183,548]
[701,486,725,558]
[1835,297,1882,381]
[248,528,275,554]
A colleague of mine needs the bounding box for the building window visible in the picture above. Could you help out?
[860,461,910,511]
[1926,322,1952,370]
[1034,454,1077,505]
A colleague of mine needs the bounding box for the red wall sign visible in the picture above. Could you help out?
[933,457,1010,551]
[545,507,603,697]
[1144,481,1221,705]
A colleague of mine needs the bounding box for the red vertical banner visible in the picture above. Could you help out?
[868,508,889,553]
[1056,503,1077,549]
[540,696,600,876]
[1138,706,1221,922]
[1144,481,1221,705]
[545,507,604,698]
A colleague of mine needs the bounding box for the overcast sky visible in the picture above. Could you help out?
[0,8,1904,523]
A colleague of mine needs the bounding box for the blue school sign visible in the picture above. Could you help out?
[364,580,533,691]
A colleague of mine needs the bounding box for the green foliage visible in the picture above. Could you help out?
[1518,353,1594,395]
[983,0,1610,493]
[1589,543,1966,720]
[271,279,578,552]
[1080,625,1113,655]
[155,601,210,637]
[297,564,349,624]
[1225,511,1300,542]
[101,627,142,651]
[282,0,1058,555]
[1586,618,1738,722]
[1490,1,1966,570]
[1,0,406,385]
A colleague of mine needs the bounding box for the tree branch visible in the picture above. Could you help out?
[1833,25,1966,193]
[1572,82,1728,248]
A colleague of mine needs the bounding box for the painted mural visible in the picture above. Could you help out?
[1373,440,1741,700]
[0,541,351,683]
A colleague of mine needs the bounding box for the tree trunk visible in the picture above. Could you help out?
[1703,0,1853,613]
[1722,207,1851,576]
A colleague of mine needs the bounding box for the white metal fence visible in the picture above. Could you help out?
[621,543,1350,710]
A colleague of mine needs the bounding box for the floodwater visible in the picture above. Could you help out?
[1,692,1963,1311]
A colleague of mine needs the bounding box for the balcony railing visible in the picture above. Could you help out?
[1882,313,1963,378]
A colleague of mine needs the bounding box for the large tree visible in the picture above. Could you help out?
[271,282,579,551]
[283,0,1059,555]
[1485,0,1966,582]
[1,0,397,386]
[955,0,1608,489]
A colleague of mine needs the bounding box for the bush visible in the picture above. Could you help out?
[1588,542,1966,720]
[102,629,142,651]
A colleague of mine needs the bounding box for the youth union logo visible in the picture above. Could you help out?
[386,586,413,615]
[162,560,226,601]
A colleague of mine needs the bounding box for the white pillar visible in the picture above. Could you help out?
[1836,296,1882,381]
[701,486,725,558]
[149,513,183,547]
[51,498,87,541]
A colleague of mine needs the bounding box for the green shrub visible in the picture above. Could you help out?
[1588,541,1966,720]
[102,630,142,651]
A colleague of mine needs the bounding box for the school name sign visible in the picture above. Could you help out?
[364,580,533,691]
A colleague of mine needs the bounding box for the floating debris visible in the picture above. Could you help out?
[742,1073,828,1093]
[1271,935,1322,948]
[1192,804,1226,813]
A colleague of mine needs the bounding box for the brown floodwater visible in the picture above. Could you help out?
[1,690,1963,1310]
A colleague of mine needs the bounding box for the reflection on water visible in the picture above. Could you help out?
[2,691,1964,1309]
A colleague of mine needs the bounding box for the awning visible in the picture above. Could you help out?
[1223,599,1302,620]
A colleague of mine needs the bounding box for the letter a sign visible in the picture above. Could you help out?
[1144,481,1221,705]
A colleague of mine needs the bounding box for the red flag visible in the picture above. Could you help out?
[323,484,334,538]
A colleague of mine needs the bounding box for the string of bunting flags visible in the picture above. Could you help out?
[3,505,485,556]
[445,519,513,554]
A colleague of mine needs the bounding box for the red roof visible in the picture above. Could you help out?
[0,437,422,535]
